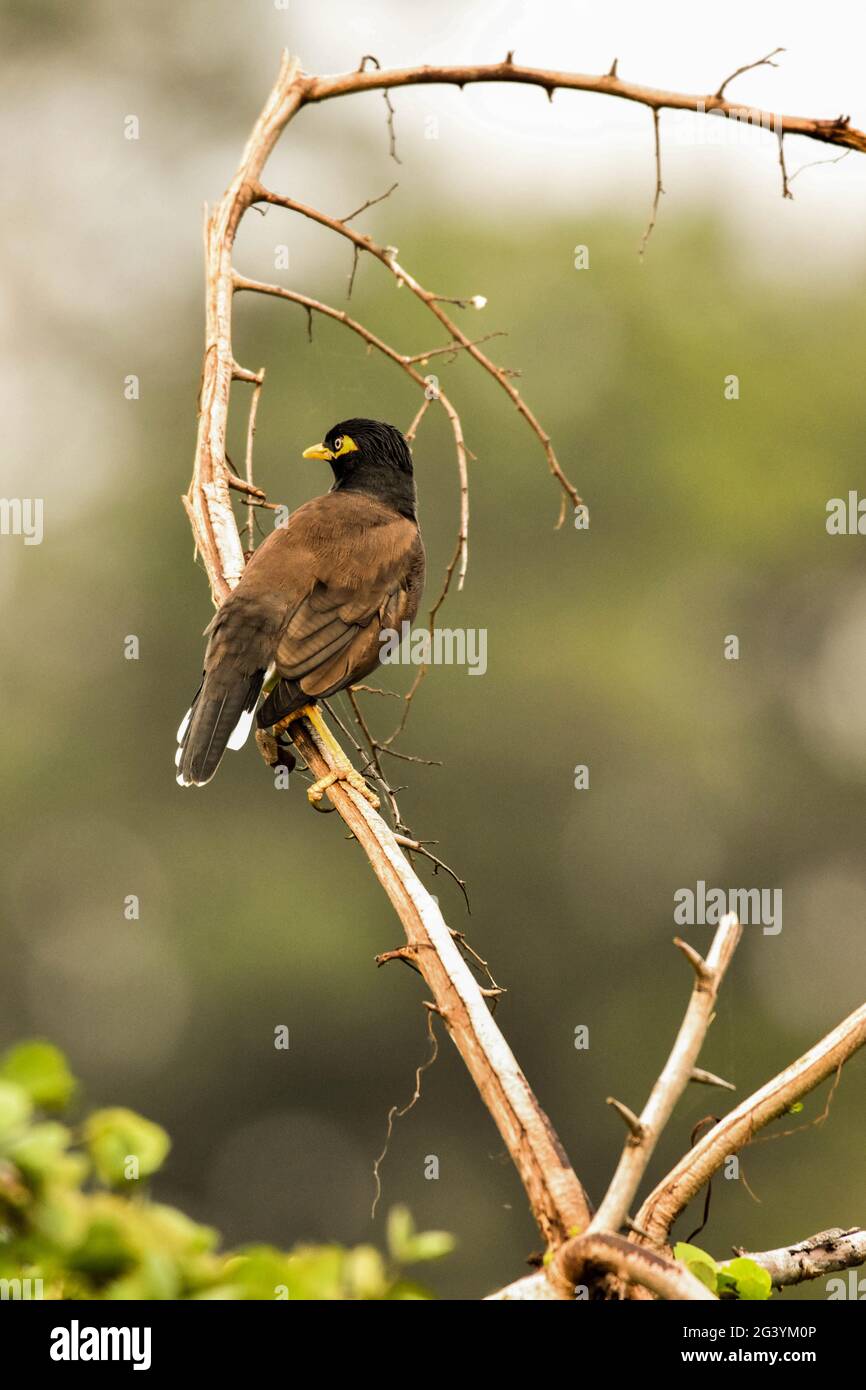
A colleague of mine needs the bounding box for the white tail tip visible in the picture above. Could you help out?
[227,706,255,751]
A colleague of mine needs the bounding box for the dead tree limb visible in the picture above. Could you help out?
[723,1226,866,1289]
[589,913,742,1234]
[635,1002,866,1247]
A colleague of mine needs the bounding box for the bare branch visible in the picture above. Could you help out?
[371,1006,438,1216]
[590,915,741,1236]
[288,717,592,1245]
[715,47,785,100]
[251,182,581,521]
[341,181,399,224]
[489,1232,717,1302]
[690,1066,736,1091]
[242,370,265,554]
[788,147,852,185]
[306,56,866,155]
[635,1002,866,1246]
[724,1226,866,1289]
[638,108,664,259]
[778,132,793,199]
[607,1097,646,1140]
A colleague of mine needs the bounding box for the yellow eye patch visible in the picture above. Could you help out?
[302,433,360,461]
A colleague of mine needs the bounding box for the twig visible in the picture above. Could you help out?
[341,181,399,223]
[345,688,406,832]
[788,147,852,184]
[383,91,401,164]
[404,398,431,442]
[243,370,265,554]
[251,183,581,523]
[715,47,784,100]
[403,332,506,364]
[777,132,793,199]
[393,832,470,912]
[638,108,664,259]
[371,1006,438,1216]
[590,914,742,1235]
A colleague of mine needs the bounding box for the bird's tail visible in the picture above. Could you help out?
[175,668,264,787]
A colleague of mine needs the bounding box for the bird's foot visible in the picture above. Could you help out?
[255,729,296,773]
[307,766,380,810]
[269,703,378,808]
[255,729,279,766]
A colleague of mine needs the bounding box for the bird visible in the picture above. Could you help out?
[176,418,425,804]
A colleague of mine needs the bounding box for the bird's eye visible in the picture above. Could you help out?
[333,436,343,453]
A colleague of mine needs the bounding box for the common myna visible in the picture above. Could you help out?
[176,418,425,801]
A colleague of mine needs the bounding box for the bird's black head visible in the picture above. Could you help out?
[302,418,417,519]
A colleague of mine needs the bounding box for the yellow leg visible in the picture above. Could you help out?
[272,704,380,810]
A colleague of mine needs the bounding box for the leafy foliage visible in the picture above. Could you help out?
[674,1241,773,1301]
[0,1041,454,1300]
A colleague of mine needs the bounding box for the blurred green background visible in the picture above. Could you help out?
[1,0,864,1299]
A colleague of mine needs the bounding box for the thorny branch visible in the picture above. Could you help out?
[184,48,866,1301]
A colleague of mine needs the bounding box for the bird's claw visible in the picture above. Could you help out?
[307,766,380,810]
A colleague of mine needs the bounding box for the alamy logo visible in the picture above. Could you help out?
[0,497,43,545]
[380,621,487,675]
[826,492,866,534]
[674,102,783,146]
[674,881,782,936]
[0,1276,43,1299]
[50,1320,152,1371]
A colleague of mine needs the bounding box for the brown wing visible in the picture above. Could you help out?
[235,490,424,702]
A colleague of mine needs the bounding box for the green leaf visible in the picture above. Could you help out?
[673,1241,718,1292]
[344,1244,388,1298]
[788,1102,804,1114]
[0,1080,33,1138]
[84,1108,170,1185]
[386,1206,454,1267]
[385,1279,434,1300]
[0,1042,76,1110]
[69,1215,136,1277]
[722,1257,773,1301]
[386,1205,415,1263]
[105,1252,181,1301]
[400,1230,456,1264]
[6,1122,72,1180]
[144,1203,219,1256]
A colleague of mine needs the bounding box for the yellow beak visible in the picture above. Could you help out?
[302,442,333,461]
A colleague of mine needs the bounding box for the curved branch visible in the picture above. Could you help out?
[635,1002,866,1246]
[252,182,581,522]
[488,1232,717,1302]
[305,58,866,155]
